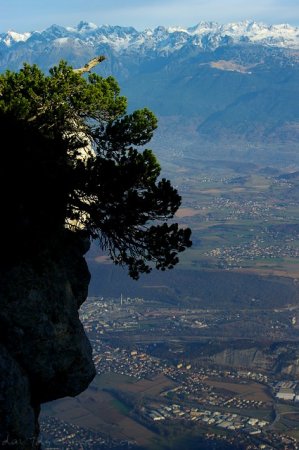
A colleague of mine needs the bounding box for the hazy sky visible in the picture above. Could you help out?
[1,0,299,33]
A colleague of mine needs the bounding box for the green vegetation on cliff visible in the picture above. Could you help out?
[0,59,191,278]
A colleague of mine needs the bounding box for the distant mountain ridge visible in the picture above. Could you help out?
[2,20,299,51]
[1,20,299,164]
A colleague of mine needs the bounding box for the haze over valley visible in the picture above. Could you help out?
[3,17,299,449]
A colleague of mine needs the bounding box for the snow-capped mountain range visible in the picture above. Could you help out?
[1,20,299,53]
[1,20,299,161]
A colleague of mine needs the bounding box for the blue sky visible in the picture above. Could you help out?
[1,0,299,33]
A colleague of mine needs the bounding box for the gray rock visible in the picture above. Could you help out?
[0,231,96,448]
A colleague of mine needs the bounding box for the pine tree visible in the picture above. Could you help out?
[0,60,191,278]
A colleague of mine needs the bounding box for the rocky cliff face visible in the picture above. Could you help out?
[0,231,96,449]
[202,342,299,376]
[208,346,274,372]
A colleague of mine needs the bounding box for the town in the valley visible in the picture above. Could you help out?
[41,294,299,449]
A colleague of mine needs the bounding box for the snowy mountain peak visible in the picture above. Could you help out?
[2,30,31,46]
[1,20,299,52]
[186,21,220,34]
[176,20,299,48]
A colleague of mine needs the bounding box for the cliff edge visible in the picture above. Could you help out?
[0,231,96,449]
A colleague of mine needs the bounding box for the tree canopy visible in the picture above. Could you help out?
[0,60,191,279]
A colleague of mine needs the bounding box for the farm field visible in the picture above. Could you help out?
[204,379,272,403]
[42,374,158,447]
[161,156,299,279]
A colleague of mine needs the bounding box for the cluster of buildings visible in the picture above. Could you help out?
[40,415,134,449]
[93,344,164,380]
[162,379,267,411]
[146,404,268,432]
[274,381,299,402]
[205,237,299,268]
[201,195,285,222]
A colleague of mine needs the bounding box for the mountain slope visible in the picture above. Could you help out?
[1,20,299,162]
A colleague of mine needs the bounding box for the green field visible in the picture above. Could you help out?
[166,159,299,278]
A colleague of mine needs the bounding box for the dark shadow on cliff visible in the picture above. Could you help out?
[0,231,96,448]
[0,61,191,448]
